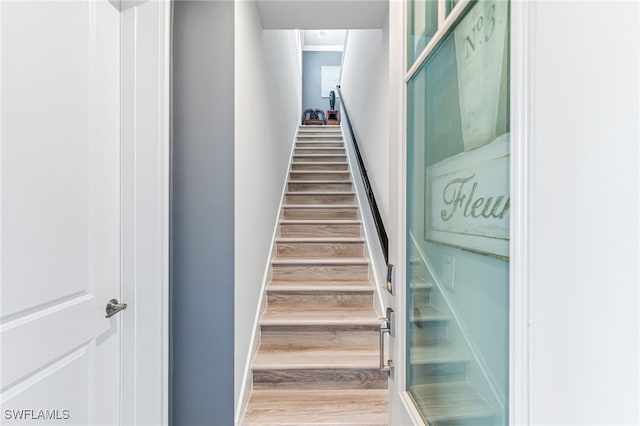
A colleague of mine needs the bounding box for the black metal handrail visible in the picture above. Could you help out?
[336,85,389,264]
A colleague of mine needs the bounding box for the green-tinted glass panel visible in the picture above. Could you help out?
[408,0,438,67]
[406,1,510,425]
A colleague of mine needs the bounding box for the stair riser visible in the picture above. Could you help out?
[283,207,358,220]
[294,155,347,163]
[285,193,355,204]
[436,417,496,426]
[291,163,349,171]
[279,224,361,238]
[288,182,352,192]
[410,362,468,384]
[295,148,345,155]
[267,293,373,309]
[252,369,387,390]
[271,264,368,282]
[261,323,379,335]
[289,172,350,181]
[295,142,344,148]
[409,323,449,345]
[411,288,432,305]
[260,330,378,349]
[297,137,343,142]
[277,241,364,257]
[298,131,342,136]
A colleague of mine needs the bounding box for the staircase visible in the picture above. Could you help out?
[242,126,388,425]
[407,263,497,425]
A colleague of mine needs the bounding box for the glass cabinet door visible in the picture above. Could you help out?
[406,1,510,424]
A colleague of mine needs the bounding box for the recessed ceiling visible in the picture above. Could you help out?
[302,30,347,51]
[255,0,388,30]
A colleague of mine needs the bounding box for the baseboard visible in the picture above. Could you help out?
[234,123,300,425]
[399,391,427,426]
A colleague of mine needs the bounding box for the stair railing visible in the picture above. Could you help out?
[336,86,393,288]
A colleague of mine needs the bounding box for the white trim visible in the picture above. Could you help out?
[405,0,474,81]
[509,0,533,424]
[388,0,415,423]
[234,125,300,425]
[400,392,426,426]
[120,1,171,424]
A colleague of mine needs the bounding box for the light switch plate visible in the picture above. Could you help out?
[443,255,456,290]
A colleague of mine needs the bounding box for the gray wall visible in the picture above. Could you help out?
[302,51,342,114]
[171,2,235,425]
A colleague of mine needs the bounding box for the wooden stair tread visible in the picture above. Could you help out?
[411,304,449,321]
[291,161,349,165]
[272,257,368,265]
[261,306,378,326]
[411,342,468,364]
[276,237,364,242]
[288,180,352,184]
[242,389,387,425]
[268,282,373,293]
[254,347,378,369]
[283,204,357,208]
[294,153,345,156]
[285,191,355,195]
[269,280,371,286]
[410,382,495,422]
[280,219,360,224]
[411,279,434,290]
[295,142,344,145]
[289,170,348,173]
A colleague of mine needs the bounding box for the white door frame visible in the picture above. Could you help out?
[508,1,532,424]
[120,1,171,425]
[389,0,533,424]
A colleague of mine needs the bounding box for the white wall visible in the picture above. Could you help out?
[525,2,639,424]
[234,0,301,419]
[340,24,390,223]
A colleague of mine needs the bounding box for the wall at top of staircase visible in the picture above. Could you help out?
[302,50,343,113]
[234,0,302,419]
[339,23,390,224]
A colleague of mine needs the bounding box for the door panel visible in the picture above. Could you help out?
[1,1,121,424]
[404,1,510,424]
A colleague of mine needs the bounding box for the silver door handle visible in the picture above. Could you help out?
[379,307,395,376]
[105,299,127,318]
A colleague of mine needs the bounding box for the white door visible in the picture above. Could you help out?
[1,1,122,425]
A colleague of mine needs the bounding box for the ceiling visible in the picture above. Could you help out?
[255,0,388,30]
[302,30,347,51]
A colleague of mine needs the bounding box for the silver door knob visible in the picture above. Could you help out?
[105,299,127,318]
